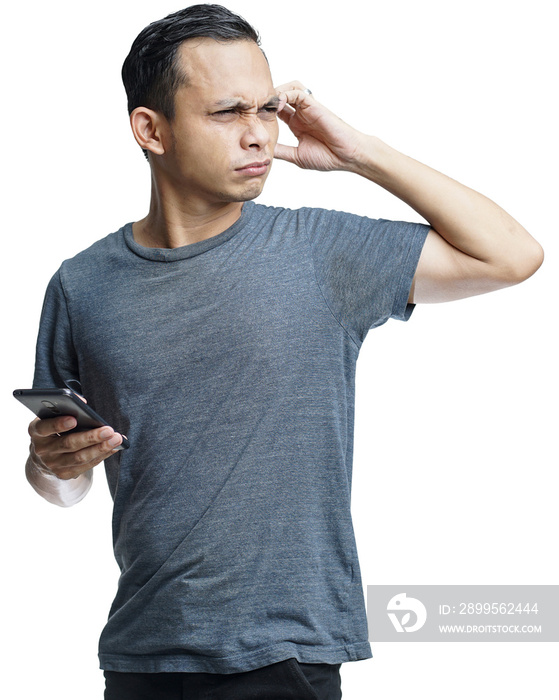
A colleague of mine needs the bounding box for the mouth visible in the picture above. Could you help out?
[235,160,271,177]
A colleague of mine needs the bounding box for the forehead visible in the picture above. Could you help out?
[176,38,274,104]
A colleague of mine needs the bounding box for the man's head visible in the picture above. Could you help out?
[122,4,279,207]
[122,4,260,124]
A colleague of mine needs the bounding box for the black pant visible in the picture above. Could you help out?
[104,658,342,699]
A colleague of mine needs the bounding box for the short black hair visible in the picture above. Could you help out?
[122,4,260,121]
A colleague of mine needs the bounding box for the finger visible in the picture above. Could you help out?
[30,421,120,462]
[53,425,121,455]
[32,430,123,479]
[274,143,300,164]
[34,447,117,480]
[276,84,314,110]
[29,415,77,439]
[277,105,294,128]
[274,80,308,94]
[51,437,122,470]
[274,92,293,122]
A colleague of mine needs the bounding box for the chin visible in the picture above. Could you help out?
[218,182,266,203]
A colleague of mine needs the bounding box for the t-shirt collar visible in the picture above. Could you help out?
[123,201,255,262]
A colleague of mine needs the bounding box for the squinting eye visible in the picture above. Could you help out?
[259,107,279,118]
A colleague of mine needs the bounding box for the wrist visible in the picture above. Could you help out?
[25,456,94,507]
[347,134,397,182]
[26,455,57,481]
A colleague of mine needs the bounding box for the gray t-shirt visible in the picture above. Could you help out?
[33,201,429,673]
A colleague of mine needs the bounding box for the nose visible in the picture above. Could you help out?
[239,114,273,151]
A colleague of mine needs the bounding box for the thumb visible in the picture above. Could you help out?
[274,142,299,164]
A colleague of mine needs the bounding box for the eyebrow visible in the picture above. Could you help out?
[211,95,280,110]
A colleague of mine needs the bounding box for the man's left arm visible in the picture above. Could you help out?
[274,83,544,303]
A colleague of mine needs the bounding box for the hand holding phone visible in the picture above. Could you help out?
[15,388,128,481]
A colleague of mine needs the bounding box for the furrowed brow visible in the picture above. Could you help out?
[211,99,251,110]
[211,95,280,110]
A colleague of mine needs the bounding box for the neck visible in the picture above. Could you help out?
[133,176,244,249]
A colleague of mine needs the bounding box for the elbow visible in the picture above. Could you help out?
[509,238,544,285]
[495,229,544,287]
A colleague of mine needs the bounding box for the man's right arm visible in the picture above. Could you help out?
[26,416,123,507]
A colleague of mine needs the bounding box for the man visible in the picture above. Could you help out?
[25,4,543,699]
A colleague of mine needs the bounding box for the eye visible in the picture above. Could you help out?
[259,106,279,119]
[214,109,236,116]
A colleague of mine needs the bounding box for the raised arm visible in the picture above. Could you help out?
[274,82,544,302]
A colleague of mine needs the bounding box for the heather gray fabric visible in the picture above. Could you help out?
[33,201,429,673]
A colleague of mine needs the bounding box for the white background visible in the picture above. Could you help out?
[2,0,557,697]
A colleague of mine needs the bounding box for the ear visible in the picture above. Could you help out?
[129,107,168,156]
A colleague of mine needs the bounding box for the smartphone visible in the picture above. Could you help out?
[13,387,130,450]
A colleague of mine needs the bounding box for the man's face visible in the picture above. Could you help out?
[160,38,279,207]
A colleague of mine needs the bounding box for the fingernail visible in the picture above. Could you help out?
[99,427,113,439]
[62,417,77,429]
[108,435,121,447]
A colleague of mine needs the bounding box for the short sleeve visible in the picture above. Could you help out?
[33,269,80,389]
[302,208,429,346]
